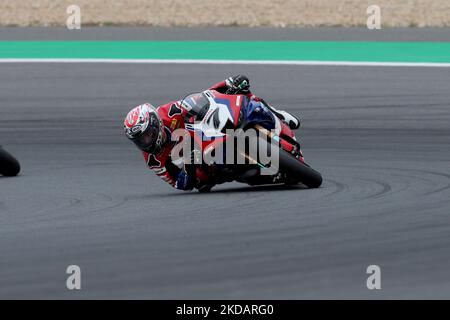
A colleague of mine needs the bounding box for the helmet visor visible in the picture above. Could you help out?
[132,119,162,153]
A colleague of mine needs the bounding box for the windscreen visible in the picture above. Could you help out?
[180,92,211,119]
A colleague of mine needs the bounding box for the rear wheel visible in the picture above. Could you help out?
[0,147,20,176]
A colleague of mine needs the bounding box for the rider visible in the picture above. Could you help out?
[123,75,301,191]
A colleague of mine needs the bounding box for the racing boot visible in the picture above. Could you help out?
[267,105,301,130]
[259,99,300,130]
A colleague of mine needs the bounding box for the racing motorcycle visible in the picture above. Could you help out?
[178,89,322,192]
[0,146,20,176]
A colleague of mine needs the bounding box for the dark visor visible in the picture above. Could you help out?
[133,125,160,153]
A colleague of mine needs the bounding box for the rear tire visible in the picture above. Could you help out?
[0,147,20,176]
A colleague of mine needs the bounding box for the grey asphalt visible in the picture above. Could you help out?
[1,26,450,41]
[1,31,450,299]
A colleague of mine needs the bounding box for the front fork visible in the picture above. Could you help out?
[254,125,304,162]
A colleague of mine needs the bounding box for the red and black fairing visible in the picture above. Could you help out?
[185,90,306,185]
[141,86,305,189]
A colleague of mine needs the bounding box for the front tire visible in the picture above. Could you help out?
[277,148,322,188]
[248,135,322,189]
[0,147,20,176]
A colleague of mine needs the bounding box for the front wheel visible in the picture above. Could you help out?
[0,147,21,176]
[248,135,322,189]
[277,148,322,188]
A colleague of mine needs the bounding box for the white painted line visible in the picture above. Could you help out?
[0,58,449,67]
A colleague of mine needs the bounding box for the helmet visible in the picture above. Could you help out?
[124,103,164,154]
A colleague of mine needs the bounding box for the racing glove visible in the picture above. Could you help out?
[174,150,199,191]
[175,169,195,190]
[225,75,251,94]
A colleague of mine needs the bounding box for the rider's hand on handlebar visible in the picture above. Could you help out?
[225,75,250,94]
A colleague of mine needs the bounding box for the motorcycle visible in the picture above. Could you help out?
[178,89,322,192]
[0,146,20,176]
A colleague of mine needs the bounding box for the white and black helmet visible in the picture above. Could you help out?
[124,103,164,153]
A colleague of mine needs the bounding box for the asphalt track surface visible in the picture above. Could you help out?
[1,29,450,299]
[2,26,450,41]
